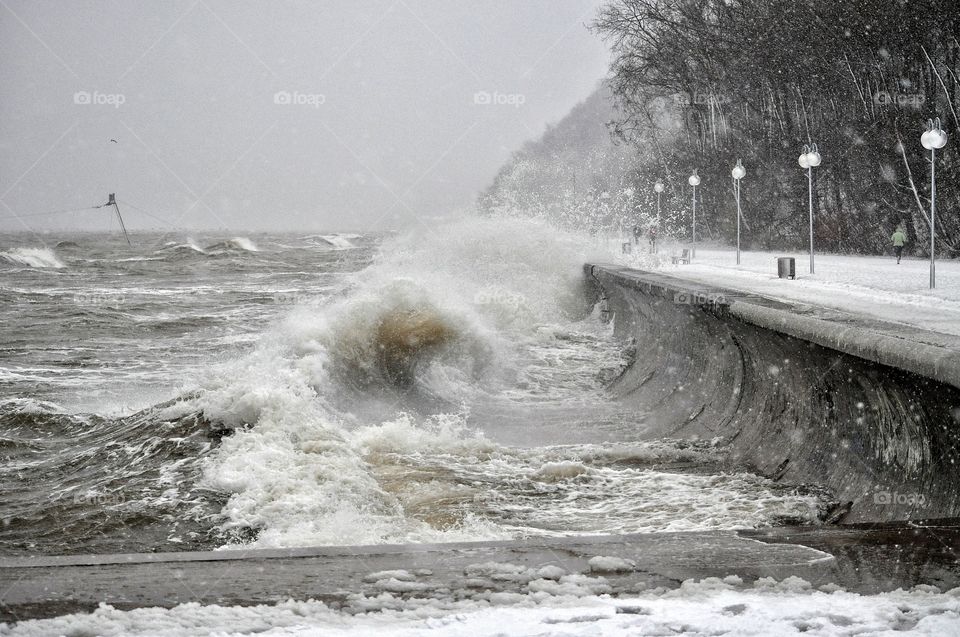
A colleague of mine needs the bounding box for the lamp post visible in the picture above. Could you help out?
[654,180,664,253]
[688,170,700,259]
[798,143,822,274]
[654,180,664,230]
[731,160,746,265]
[921,117,948,289]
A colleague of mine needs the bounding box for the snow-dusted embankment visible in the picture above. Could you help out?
[587,264,960,523]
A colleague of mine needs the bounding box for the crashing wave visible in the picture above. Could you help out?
[158,239,205,255]
[185,217,596,548]
[205,237,259,252]
[309,234,356,249]
[0,247,65,269]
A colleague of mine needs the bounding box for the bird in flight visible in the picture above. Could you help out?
[110,139,118,143]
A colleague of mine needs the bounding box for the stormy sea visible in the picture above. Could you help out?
[0,219,831,557]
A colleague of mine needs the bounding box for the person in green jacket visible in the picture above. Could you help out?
[891,227,907,264]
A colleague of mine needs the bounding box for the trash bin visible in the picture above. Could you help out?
[777,257,796,280]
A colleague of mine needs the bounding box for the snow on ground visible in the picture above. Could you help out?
[611,240,960,336]
[3,576,958,637]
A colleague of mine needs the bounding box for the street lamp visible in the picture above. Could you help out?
[798,143,822,274]
[921,117,948,289]
[653,180,664,252]
[731,159,746,265]
[688,170,700,259]
[654,180,664,229]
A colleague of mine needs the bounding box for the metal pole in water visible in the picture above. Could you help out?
[108,193,132,247]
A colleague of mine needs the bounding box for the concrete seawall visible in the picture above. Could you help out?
[586,264,960,523]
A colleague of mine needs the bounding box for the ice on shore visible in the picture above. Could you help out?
[588,555,637,573]
[4,576,958,636]
[363,570,417,583]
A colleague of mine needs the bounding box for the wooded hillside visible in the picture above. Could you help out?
[482,0,960,255]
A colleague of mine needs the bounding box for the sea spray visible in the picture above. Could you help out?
[0,225,833,555]
[188,218,828,548]
[192,217,605,546]
[0,247,65,269]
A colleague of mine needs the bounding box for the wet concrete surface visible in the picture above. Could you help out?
[1,521,957,622]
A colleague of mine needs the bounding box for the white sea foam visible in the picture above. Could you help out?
[186,217,825,550]
[0,247,65,269]
[322,234,355,248]
[530,461,589,482]
[159,239,205,254]
[186,217,600,547]
[0,397,67,415]
[199,237,261,253]
[230,236,259,251]
[311,234,356,249]
[6,579,957,636]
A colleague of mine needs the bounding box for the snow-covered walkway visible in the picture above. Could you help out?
[614,243,960,338]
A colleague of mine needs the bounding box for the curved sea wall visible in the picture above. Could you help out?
[586,264,960,523]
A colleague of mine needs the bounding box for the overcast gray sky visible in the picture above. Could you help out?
[0,0,609,233]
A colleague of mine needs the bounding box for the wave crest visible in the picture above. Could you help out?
[0,247,65,269]
[205,237,259,252]
[190,217,599,548]
[321,282,485,392]
[309,234,356,249]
